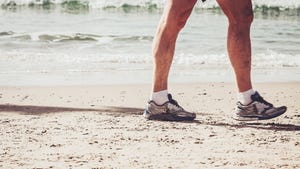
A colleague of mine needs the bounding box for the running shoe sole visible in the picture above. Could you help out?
[233,106,287,121]
[143,110,196,121]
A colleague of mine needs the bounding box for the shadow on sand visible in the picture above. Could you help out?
[192,120,300,132]
[0,104,299,131]
[0,104,143,115]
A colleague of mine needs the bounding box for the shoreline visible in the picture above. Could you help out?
[0,66,299,86]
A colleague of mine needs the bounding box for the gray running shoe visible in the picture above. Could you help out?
[233,92,287,121]
[143,94,196,121]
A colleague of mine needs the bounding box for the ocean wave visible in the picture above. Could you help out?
[39,34,97,42]
[0,32,154,43]
[1,0,299,11]
[173,52,300,68]
[0,31,14,36]
[1,48,299,68]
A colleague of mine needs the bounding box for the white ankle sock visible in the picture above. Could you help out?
[237,89,255,105]
[150,90,169,105]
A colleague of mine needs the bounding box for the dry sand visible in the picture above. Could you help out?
[0,83,299,169]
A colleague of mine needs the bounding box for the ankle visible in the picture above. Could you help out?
[150,90,169,105]
[237,89,255,105]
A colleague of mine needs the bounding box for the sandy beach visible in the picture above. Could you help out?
[1,0,299,168]
[0,82,299,168]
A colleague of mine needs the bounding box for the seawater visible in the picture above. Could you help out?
[0,0,299,85]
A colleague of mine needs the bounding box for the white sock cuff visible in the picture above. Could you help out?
[150,89,169,105]
[237,89,255,105]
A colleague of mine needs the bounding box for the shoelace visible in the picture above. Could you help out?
[167,94,182,109]
[256,95,273,107]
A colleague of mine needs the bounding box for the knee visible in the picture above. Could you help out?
[163,1,196,32]
[228,9,254,28]
[175,5,195,30]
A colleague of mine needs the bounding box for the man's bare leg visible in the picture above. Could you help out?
[143,0,197,121]
[217,0,253,92]
[152,0,197,92]
[217,0,287,121]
